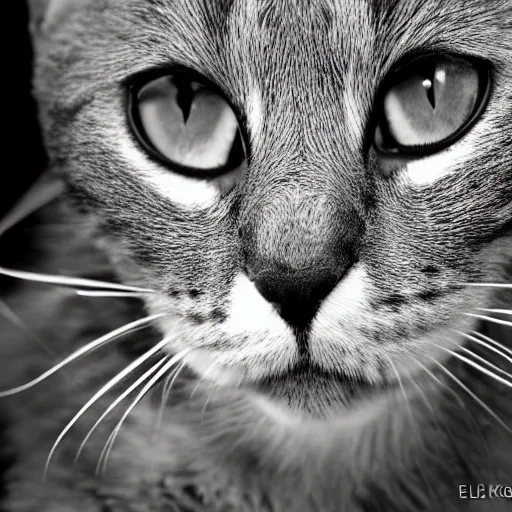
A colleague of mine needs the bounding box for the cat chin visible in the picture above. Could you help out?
[248,366,386,420]
[182,347,390,419]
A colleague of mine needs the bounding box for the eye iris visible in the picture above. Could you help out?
[375,56,488,154]
[131,74,244,173]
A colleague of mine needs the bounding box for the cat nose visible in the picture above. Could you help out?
[238,189,362,330]
[250,267,341,329]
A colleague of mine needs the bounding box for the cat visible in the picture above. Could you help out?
[0,0,511,510]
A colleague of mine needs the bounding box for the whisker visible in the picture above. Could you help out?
[150,356,191,472]
[75,290,147,299]
[411,355,444,416]
[0,173,64,238]
[408,358,447,463]
[161,359,187,403]
[156,357,190,426]
[388,355,434,498]
[152,357,190,449]
[0,299,55,359]
[201,382,220,424]
[478,308,512,316]
[414,359,466,409]
[0,266,154,294]
[460,283,512,289]
[157,368,178,423]
[393,356,437,499]
[449,335,512,379]
[464,313,512,329]
[98,349,191,475]
[189,359,219,401]
[388,359,414,422]
[43,335,173,478]
[414,357,491,458]
[433,345,512,388]
[0,313,165,398]
[455,330,512,367]
[74,357,169,464]
[409,372,435,414]
[471,330,512,358]
[427,356,512,433]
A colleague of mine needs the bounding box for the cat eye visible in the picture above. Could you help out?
[128,72,246,177]
[374,55,491,156]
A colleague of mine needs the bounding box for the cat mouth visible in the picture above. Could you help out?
[183,343,389,417]
[247,361,388,417]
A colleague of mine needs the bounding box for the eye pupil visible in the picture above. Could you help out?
[174,78,194,123]
[423,77,435,109]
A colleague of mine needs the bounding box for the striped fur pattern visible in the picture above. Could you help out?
[0,0,511,510]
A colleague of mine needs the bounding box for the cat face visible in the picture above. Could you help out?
[30,0,512,414]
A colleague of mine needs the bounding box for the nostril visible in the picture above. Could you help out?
[255,280,279,303]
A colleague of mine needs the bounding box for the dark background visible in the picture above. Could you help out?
[0,2,47,272]
[1,2,45,496]
[2,2,47,220]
